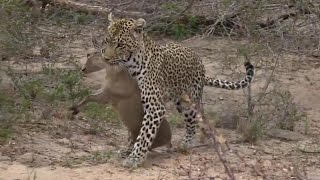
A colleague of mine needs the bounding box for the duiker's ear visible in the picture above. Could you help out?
[108,12,115,27]
[133,18,146,39]
[90,33,102,51]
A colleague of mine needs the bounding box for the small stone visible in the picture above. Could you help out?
[176,168,188,176]
[247,159,257,166]
[0,156,11,162]
[40,47,50,58]
[263,160,272,168]
[32,46,49,57]
[0,70,14,91]
[17,152,33,163]
[57,138,71,146]
[32,46,41,56]
[260,155,273,160]
[32,154,52,166]
[307,171,320,180]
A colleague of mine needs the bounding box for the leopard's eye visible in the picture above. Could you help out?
[101,49,105,54]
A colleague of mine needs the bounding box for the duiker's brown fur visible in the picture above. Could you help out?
[71,52,172,151]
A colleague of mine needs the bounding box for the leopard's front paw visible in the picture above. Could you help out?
[122,155,143,169]
[117,148,132,159]
[177,138,194,154]
[182,137,195,148]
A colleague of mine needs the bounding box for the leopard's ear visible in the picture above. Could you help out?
[133,18,146,39]
[134,18,146,30]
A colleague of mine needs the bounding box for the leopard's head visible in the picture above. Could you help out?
[93,13,146,64]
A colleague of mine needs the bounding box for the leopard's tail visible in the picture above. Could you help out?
[205,62,254,90]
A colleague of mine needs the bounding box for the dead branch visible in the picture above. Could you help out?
[257,11,299,29]
[178,0,195,16]
[204,1,320,37]
[288,1,320,17]
[256,2,320,30]
[194,102,236,180]
[254,44,281,105]
[191,97,266,179]
[204,12,241,37]
[25,0,147,17]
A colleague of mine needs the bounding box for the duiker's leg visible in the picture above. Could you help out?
[71,89,110,115]
[118,131,135,158]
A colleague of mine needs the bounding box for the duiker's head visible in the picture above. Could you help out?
[81,52,106,74]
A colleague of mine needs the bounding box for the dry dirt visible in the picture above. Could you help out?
[1,28,320,179]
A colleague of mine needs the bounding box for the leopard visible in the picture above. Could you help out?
[70,49,172,155]
[92,12,255,168]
